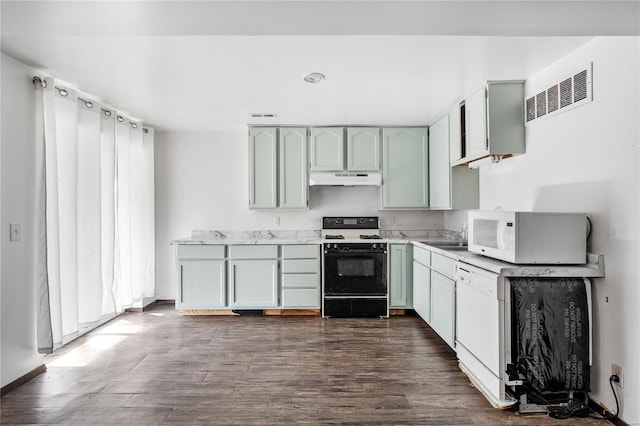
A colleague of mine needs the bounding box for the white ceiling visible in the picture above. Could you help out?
[2,1,638,132]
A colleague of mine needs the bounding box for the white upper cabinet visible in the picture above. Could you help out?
[465,85,488,158]
[279,127,308,209]
[249,127,278,208]
[453,81,526,165]
[449,104,463,164]
[429,113,479,210]
[309,127,344,171]
[346,127,381,171]
[381,127,429,209]
[429,115,451,209]
[310,127,381,172]
[249,127,308,209]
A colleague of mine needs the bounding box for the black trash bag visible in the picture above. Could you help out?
[510,278,590,394]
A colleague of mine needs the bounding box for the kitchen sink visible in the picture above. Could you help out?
[434,245,468,251]
[416,241,468,250]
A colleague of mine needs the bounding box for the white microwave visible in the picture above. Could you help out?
[468,211,588,264]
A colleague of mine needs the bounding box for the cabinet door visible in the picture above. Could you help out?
[465,85,488,158]
[310,127,344,171]
[346,127,380,171]
[412,260,431,323]
[228,260,279,308]
[389,244,413,308]
[177,260,226,309]
[429,115,451,209]
[279,127,308,208]
[382,127,429,208]
[430,271,456,349]
[449,106,463,164]
[249,128,277,208]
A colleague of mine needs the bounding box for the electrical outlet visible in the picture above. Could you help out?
[391,217,397,226]
[273,217,280,226]
[611,363,624,388]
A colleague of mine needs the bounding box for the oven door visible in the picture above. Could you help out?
[323,246,387,296]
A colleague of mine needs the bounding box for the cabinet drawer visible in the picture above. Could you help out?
[282,273,319,289]
[413,246,431,266]
[281,288,320,308]
[176,245,225,259]
[432,252,456,278]
[282,259,319,274]
[281,244,320,259]
[228,245,278,259]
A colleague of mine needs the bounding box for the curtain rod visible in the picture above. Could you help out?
[32,75,150,133]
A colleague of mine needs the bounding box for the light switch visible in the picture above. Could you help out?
[10,223,21,241]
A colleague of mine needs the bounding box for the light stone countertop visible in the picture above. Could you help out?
[171,230,323,245]
[171,229,463,246]
[413,241,605,278]
[171,229,604,278]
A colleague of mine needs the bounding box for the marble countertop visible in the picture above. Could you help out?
[171,229,463,246]
[172,229,604,278]
[414,242,605,278]
[171,230,323,245]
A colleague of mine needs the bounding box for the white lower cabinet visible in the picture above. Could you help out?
[175,244,320,311]
[430,270,456,348]
[176,245,227,309]
[412,261,431,322]
[412,246,432,322]
[412,244,457,350]
[389,244,413,309]
[228,259,279,308]
[177,260,226,309]
[281,245,320,308]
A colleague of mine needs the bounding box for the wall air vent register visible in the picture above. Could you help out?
[525,63,592,124]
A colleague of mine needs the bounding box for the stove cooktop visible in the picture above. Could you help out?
[321,216,381,241]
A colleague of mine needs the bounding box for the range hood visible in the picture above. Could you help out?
[309,172,382,187]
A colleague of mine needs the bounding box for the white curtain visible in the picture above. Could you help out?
[35,78,155,353]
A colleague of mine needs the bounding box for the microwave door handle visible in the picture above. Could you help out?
[497,220,507,250]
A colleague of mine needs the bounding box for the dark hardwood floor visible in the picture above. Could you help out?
[1,304,608,425]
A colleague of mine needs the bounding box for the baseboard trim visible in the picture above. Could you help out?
[1,364,47,396]
[125,299,175,313]
[179,308,321,316]
[180,309,238,315]
[589,397,628,426]
[264,309,320,316]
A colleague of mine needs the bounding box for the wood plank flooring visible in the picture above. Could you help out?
[1,304,608,425]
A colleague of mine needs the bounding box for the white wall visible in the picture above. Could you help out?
[446,37,639,423]
[1,54,45,387]
[154,130,444,299]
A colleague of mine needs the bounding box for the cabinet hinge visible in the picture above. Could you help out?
[485,138,489,150]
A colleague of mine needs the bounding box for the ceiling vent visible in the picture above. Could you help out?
[248,113,278,119]
[525,63,592,124]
